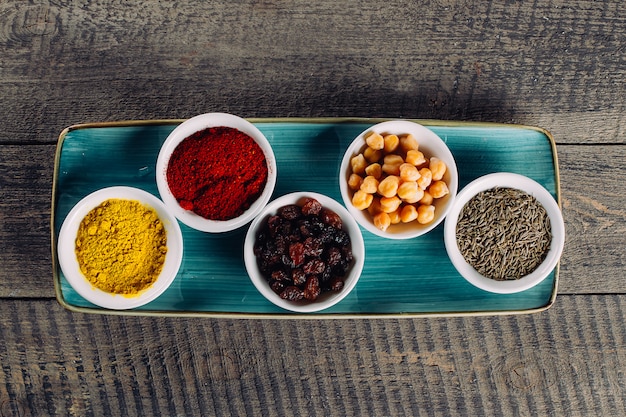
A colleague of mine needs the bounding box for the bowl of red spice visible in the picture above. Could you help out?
[443,173,565,294]
[156,113,277,233]
[57,186,184,310]
[244,192,365,313]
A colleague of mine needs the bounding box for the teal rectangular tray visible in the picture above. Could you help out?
[51,118,561,318]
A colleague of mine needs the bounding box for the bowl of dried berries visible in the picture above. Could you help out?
[244,192,365,313]
[443,172,565,294]
[340,120,458,239]
[156,112,277,233]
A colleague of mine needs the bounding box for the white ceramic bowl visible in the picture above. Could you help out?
[57,186,184,309]
[244,192,365,313]
[156,112,277,233]
[443,172,565,294]
[339,120,458,239]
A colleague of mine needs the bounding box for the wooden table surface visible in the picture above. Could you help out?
[1,1,625,416]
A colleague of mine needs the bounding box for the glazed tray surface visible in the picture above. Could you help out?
[52,118,560,317]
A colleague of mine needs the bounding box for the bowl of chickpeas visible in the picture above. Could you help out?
[339,120,458,239]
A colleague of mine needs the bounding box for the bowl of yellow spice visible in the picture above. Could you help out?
[57,186,183,310]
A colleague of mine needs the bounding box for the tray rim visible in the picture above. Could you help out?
[51,117,561,319]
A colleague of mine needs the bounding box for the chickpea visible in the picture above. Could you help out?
[373,212,391,231]
[399,163,420,182]
[384,154,404,165]
[411,188,425,204]
[417,168,432,190]
[364,146,382,163]
[365,132,384,150]
[382,163,400,176]
[398,182,424,203]
[380,196,402,213]
[352,190,373,210]
[417,204,435,224]
[360,175,379,194]
[429,157,447,181]
[365,163,382,179]
[383,134,400,153]
[388,207,402,224]
[367,196,383,216]
[405,150,426,166]
[400,134,419,152]
[429,180,450,199]
[348,173,363,191]
[378,175,400,198]
[419,190,434,205]
[397,181,418,200]
[351,154,367,175]
[382,154,404,176]
[400,205,418,223]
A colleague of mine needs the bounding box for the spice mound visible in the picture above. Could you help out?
[455,187,552,281]
[75,199,168,295]
[166,126,269,221]
[253,197,354,302]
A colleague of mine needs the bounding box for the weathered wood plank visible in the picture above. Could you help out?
[0,143,625,297]
[0,295,624,416]
[0,0,624,144]
[0,145,54,297]
[0,2,623,417]
[558,144,626,293]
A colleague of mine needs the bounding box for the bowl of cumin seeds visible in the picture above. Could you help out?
[443,173,565,294]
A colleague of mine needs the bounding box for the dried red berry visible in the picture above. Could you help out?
[271,269,290,282]
[289,242,305,267]
[303,258,326,275]
[278,204,302,220]
[329,277,345,292]
[280,286,304,301]
[303,237,323,257]
[303,276,321,300]
[291,268,307,286]
[320,208,343,229]
[325,246,343,267]
[271,280,286,294]
[301,198,322,216]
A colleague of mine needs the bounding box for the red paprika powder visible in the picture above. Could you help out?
[166,126,269,221]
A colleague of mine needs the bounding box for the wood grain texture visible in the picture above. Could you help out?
[0,296,625,417]
[0,0,624,144]
[0,145,54,298]
[0,1,625,415]
[558,145,626,293]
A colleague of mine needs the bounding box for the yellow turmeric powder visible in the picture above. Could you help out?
[75,198,168,295]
